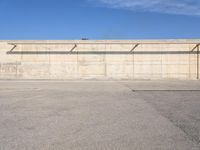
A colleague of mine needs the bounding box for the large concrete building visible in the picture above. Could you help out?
[0,40,199,80]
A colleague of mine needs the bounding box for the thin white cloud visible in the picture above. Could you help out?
[89,0,200,15]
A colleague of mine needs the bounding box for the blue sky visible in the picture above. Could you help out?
[0,0,200,40]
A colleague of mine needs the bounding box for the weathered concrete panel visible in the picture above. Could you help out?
[49,63,78,79]
[0,62,18,79]
[20,63,50,79]
[0,40,199,80]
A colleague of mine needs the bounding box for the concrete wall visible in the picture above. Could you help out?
[0,40,199,80]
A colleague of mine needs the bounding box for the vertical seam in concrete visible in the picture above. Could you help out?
[189,45,191,79]
[161,45,163,79]
[16,61,18,79]
[104,44,107,78]
[77,46,79,79]
[20,44,23,79]
[132,44,134,80]
[197,45,199,80]
[47,44,50,79]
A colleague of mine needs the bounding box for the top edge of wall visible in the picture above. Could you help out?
[1,39,200,44]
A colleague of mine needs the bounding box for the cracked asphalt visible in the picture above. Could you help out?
[0,80,200,150]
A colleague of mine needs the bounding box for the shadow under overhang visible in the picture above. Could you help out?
[6,51,197,55]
